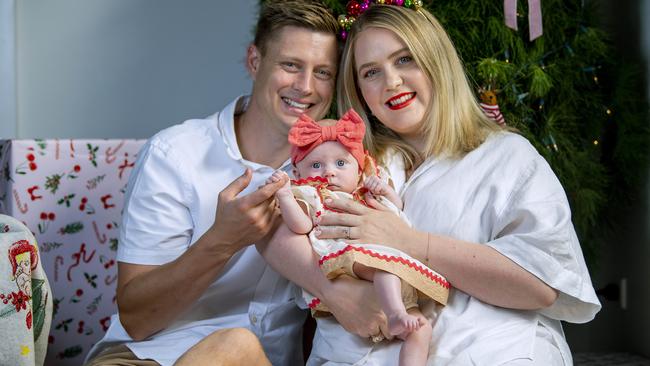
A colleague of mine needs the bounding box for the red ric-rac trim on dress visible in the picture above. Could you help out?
[308,298,322,309]
[291,176,329,186]
[319,245,450,289]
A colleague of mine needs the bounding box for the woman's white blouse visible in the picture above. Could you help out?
[308,132,600,365]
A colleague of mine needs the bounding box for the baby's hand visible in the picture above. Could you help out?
[266,170,291,197]
[364,176,389,197]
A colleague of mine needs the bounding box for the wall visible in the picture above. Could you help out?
[0,0,16,138]
[564,0,650,357]
[10,0,257,139]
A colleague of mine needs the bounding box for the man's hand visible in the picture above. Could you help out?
[208,168,285,255]
[118,168,287,340]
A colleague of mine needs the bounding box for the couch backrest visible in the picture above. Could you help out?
[0,139,145,366]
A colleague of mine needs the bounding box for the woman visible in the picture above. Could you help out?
[306,4,600,365]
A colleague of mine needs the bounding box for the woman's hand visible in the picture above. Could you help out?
[314,196,417,256]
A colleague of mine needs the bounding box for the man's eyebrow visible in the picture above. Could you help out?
[276,55,335,70]
[356,47,409,72]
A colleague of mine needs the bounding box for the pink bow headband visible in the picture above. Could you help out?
[289,109,367,169]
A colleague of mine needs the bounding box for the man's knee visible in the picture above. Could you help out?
[176,327,270,366]
[213,327,263,349]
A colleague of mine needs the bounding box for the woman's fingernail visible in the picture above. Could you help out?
[324,198,332,204]
[314,228,321,236]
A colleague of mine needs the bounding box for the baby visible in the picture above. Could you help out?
[264,109,449,366]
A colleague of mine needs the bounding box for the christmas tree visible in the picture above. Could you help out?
[268,0,649,268]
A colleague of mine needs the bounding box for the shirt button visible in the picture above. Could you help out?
[250,314,258,325]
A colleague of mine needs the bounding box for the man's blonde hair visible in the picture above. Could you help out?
[254,0,339,56]
[337,5,502,169]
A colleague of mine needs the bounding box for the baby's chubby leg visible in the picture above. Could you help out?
[374,270,422,336]
[353,263,421,336]
[398,308,432,366]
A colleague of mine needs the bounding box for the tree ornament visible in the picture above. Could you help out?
[338,14,347,27]
[346,0,361,17]
[504,0,543,41]
[478,87,506,126]
[339,0,423,39]
[359,1,370,12]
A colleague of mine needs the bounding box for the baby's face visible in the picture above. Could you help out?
[294,141,360,193]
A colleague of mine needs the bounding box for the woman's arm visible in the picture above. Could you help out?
[314,196,557,310]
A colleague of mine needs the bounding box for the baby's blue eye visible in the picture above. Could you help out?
[312,162,321,169]
[336,160,345,167]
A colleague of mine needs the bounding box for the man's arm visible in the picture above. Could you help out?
[258,224,389,339]
[117,169,284,340]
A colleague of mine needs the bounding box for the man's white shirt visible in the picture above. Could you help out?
[86,96,305,366]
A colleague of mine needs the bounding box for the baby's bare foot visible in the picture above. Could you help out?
[387,312,421,336]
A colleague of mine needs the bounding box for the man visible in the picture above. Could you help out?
[84,2,384,365]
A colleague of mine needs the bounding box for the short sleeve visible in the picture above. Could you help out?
[117,139,194,265]
[486,157,601,323]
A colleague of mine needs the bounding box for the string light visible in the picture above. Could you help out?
[542,135,559,152]
[564,43,575,56]
[549,135,558,151]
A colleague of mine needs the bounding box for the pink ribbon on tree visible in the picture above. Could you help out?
[504,0,543,41]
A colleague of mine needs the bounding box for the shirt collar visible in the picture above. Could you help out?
[216,95,291,171]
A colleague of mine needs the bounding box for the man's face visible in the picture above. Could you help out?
[248,26,338,135]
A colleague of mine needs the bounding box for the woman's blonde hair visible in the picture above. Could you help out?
[337,5,502,169]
